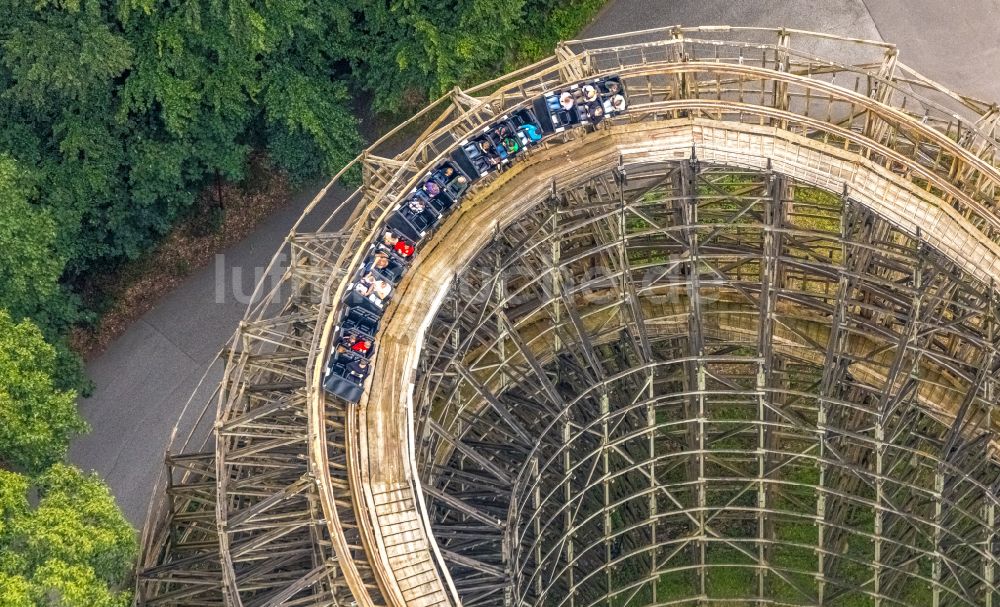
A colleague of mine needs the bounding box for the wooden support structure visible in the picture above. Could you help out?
[136,26,1000,607]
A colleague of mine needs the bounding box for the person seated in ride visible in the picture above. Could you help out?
[518,122,542,142]
[582,84,598,103]
[434,165,457,183]
[502,135,519,156]
[337,333,370,356]
[351,336,372,354]
[445,175,469,198]
[372,251,391,271]
[494,141,509,160]
[396,239,415,257]
[589,104,605,122]
[383,231,415,258]
[559,91,575,110]
[423,179,441,197]
[371,278,392,302]
[366,251,395,279]
[478,140,501,166]
[355,272,391,307]
[484,131,510,160]
[407,195,427,213]
[346,358,370,383]
[610,94,626,112]
[354,272,376,297]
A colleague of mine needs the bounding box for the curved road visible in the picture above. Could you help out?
[69,0,1000,525]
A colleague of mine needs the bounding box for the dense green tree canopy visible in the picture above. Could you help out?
[0,310,87,474]
[0,156,63,323]
[0,0,601,373]
[0,466,137,607]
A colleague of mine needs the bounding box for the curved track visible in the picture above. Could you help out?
[137,26,1000,607]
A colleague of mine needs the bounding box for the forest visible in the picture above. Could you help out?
[0,0,602,603]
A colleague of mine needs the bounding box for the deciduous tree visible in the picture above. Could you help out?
[0,311,87,474]
[0,466,136,607]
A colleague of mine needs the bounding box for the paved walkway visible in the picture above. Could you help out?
[69,0,1000,524]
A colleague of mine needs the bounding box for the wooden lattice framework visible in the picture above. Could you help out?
[136,26,1000,607]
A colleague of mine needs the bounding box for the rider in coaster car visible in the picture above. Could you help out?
[352,337,372,354]
[371,279,392,301]
[518,122,541,142]
[355,273,392,306]
[407,196,426,213]
[374,251,390,268]
[559,91,575,110]
[423,180,442,197]
[338,333,372,355]
[384,232,415,258]
[502,136,519,155]
[434,166,456,182]
[478,140,501,165]
[354,273,376,296]
[446,175,469,198]
[346,358,370,383]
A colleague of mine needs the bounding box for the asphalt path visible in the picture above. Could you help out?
[69,0,1000,525]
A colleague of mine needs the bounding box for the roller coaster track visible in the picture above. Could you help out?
[136,26,1000,607]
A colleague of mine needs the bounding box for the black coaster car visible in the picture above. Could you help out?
[378,230,417,261]
[324,310,379,403]
[454,137,502,176]
[536,76,628,132]
[365,252,406,283]
[334,327,376,358]
[540,85,589,130]
[452,113,539,177]
[510,108,544,144]
[323,351,370,403]
[324,372,364,402]
[450,147,481,179]
[387,200,434,241]
[597,76,628,116]
[421,161,470,213]
[344,288,385,315]
[340,304,380,335]
[399,191,440,233]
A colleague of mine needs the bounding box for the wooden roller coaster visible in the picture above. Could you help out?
[136,26,1000,607]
